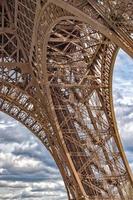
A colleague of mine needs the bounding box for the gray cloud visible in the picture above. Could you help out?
[0,112,67,200]
[113,49,133,171]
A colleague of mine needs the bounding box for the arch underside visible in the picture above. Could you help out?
[1,1,133,200]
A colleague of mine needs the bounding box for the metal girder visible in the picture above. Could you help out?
[0,0,133,200]
[48,0,133,58]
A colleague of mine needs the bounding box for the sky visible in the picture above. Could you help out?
[0,49,133,199]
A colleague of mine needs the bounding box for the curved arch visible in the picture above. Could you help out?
[0,81,50,151]
[0,80,74,199]
[35,7,89,198]
[47,0,133,58]
[0,1,132,199]
[35,4,133,199]
[108,50,133,183]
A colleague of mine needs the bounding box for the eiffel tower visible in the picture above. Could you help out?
[0,0,133,199]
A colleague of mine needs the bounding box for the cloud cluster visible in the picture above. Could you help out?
[0,49,132,199]
[0,112,67,200]
[113,49,133,170]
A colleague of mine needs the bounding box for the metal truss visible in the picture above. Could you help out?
[0,0,133,199]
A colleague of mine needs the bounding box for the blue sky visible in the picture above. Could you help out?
[0,49,132,199]
[113,50,133,169]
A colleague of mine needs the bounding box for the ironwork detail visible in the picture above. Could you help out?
[0,1,133,199]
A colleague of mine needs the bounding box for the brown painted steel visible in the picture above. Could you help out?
[0,1,133,199]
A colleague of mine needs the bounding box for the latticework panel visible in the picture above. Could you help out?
[35,1,133,199]
[0,81,50,148]
[60,0,133,57]
[92,0,133,40]
[0,1,133,200]
[46,18,131,199]
[8,0,37,56]
[0,0,49,149]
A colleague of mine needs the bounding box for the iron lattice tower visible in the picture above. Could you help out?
[0,0,133,199]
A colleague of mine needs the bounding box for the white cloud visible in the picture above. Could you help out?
[0,112,67,200]
[113,49,133,170]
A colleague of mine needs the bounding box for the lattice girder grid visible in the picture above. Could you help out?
[34,1,133,200]
[0,1,133,200]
